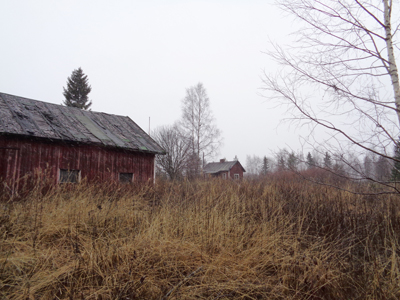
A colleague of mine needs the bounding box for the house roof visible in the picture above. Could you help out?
[203,160,246,174]
[0,92,165,154]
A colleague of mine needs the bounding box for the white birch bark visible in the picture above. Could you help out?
[383,0,400,126]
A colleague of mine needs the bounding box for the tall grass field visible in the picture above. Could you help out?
[1,175,400,299]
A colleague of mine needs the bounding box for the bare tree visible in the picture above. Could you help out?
[180,83,222,177]
[152,125,190,180]
[263,0,400,193]
[245,154,263,175]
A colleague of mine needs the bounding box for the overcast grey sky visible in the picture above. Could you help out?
[1,0,302,163]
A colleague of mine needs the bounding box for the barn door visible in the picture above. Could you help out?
[0,148,19,196]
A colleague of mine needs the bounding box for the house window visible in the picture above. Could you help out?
[59,169,80,183]
[234,174,240,180]
[119,173,134,183]
[222,173,227,179]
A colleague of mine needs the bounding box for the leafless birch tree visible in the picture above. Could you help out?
[246,154,263,175]
[263,0,400,192]
[180,83,222,177]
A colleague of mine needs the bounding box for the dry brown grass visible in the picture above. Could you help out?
[1,176,400,299]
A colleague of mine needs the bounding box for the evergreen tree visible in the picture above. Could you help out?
[376,156,390,181]
[323,152,332,169]
[261,156,269,175]
[276,150,286,171]
[63,68,92,110]
[363,154,374,179]
[306,152,315,169]
[391,141,400,181]
[287,152,298,170]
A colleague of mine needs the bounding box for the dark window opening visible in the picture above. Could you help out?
[59,169,80,183]
[234,174,240,180]
[119,173,133,183]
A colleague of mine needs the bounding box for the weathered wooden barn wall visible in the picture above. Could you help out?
[0,92,165,190]
[0,135,155,188]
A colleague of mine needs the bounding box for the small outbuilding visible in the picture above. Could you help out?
[203,158,246,180]
[0,92,165,189]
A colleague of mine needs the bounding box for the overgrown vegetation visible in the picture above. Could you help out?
[1,176,400,299]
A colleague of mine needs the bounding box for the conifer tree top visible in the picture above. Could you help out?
[63,67,92,110]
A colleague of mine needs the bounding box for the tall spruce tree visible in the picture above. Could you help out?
[287,152,298,171]
[261,156,270,175]
[323,152,332,169]
[306,152,315,169]
[63,68,92,110]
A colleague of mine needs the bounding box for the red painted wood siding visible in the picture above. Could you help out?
[0,136,155,187]
[206,162,244,180]
[228,162,244,179]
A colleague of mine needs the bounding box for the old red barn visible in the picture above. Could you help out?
[203,159,246,179]
[0,92,165,189]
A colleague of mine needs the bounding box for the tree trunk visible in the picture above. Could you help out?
[384,0,400,126]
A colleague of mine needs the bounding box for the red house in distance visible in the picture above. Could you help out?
[203,158,246,180]
[0,92,165,190]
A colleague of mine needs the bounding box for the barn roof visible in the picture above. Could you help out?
[203,160,246,174]
[0,92,165,154]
